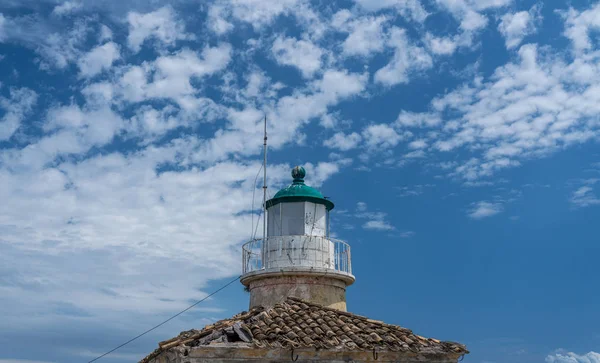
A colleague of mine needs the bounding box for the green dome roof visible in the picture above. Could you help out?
[266,166,334,210]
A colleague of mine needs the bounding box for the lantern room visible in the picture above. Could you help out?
[265,166,333,238]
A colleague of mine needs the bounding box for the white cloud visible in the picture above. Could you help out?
[188,69,367,165]
[362,124,402,149]
[356,201,367,211]
[397,34,600,181]
[355,202,395,230]
[498,5,542,49]
[325,132,362,151]
[425,33,458,55]
[213,0,303,29]
[0,155,292,332]
[396,111,441,128]
[303,161,346,187]
[313,70,368,100]
[26,104,125,166]
[338,15,389,57]
[546,350,600,363]
[353,0,428,23]
[468,201,503,219]
[207,4,234,35]
[23,18,90,70]
[562,3,600,52]
[98,24,113,42]
[570,179,600,208]
[117,44,232,109]
[408,139,428,149]
[77,42,120,78]
[127,6,193,53]
[0,87,37,141]
[272,36,323,78]
[436,0,512,32]
[374,27,432,86]
[363,220,395,230]
[461,9,488,31]
[52,1,82,16]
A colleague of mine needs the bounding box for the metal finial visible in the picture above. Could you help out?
[291,166,306,181]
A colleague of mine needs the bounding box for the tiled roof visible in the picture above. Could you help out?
[140,297,468,362]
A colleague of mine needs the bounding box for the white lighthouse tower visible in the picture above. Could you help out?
[241,166,355,311]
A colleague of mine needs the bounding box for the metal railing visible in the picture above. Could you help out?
[242,235,352,275]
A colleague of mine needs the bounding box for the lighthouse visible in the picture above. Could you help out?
[140,165,468,363]
[241,166,354,311]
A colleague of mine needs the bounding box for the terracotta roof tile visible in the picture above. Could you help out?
[140,297,468,362]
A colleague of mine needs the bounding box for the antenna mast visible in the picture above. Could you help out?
[262,116,267,244]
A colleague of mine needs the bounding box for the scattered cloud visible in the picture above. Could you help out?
[374,27,432,86]
[207,4,234,35]
[355,202,396,231]
[435,0,512,32]
[562,3,600,52]
[333,12,389,57]
[77,41,120,78]
[408,139,428,149]
[0,87,37,141]
[303,160,348,187]
[1,15,91,69]
[498,4,542,49]
[468,201,503,219]
[52,1,82,16]
[424,33,459,55]
[363,220,395,230]
[397,184,435,197]
[206,0,304,30]
[570,179,600,208]
[396,41,600,181]
[353,0,429,23]
[325,132,362,151]
[356,201,367,212]
[399,230,416,238]
[546,350,600,363]
[272,36,323,78]
[362,124,402,149]
[127,6,193,53]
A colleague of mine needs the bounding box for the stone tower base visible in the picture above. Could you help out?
[240,268,355,311]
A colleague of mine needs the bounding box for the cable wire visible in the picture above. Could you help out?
[87,274,242,363]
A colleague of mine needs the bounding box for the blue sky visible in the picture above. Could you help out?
[1,0,599,362]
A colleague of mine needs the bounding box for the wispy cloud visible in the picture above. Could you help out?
[354,202,396,231]
[468,201,504,219]
[570,179,600,208]
[399,230,416,238]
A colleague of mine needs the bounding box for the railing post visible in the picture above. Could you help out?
[348,246,352,274]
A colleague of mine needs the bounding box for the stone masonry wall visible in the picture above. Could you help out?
[150,345,463,363]
[247,275,347,311]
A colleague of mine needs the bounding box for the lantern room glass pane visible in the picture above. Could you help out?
[281,202,305,235]
[267,203,282,237]
[305,202,326,236]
